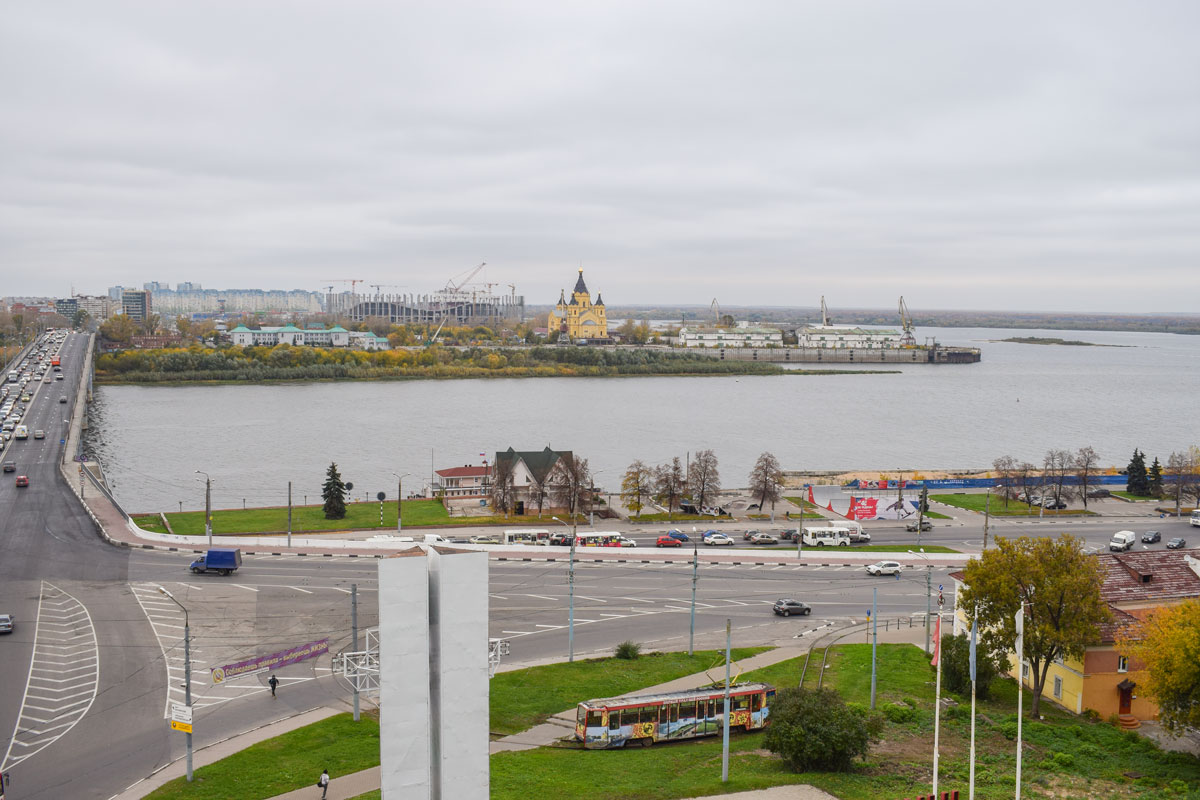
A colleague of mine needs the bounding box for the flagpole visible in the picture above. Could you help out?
[1016,604,1025,800]
[931,612,942,798]
[969,621,977,800]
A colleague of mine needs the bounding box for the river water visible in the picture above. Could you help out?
[85,327,1200,513]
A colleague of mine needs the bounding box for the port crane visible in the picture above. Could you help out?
[820,296,832,327]
[898,296,917,347]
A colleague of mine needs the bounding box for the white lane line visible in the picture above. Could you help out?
[501,630,532,635]
[330,587,352,594]
[599,613,628,618]
[534,624,563,629]
[231,584,259,593]
[489,594,509,600]
[524,594,557,601]
[618,596,655,604]
[574,595,609,603]
[287,586,314,594]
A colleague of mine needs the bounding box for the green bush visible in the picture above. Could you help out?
[943,704,968,721]
[1052,751,1075,768]
[883,703,917,724]
[939,631,1004,700]
[614,641,642,660]
[763,687,883,773]
[1000,720,1018,740]
[1168,779,1189,795]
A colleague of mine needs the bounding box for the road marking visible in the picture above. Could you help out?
[231,584,259,592]
[501,630,532,635]
[575,595,608,603]
[1,582,100,773]
[524,594,557,601]
[599,613,628,618]
[489,594,509,600]
[534,624,563,629]
[618,596,655,604]
[330,587,352,593]
[286,586,314,594]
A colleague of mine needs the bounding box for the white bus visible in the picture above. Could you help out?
[1191,509,1200,528]
[801,526,851,547]
[503,528,551,545]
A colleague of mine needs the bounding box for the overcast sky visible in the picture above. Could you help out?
[3,1,1199,312]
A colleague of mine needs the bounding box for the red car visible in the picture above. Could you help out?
[15,475,29,487]
[655,536,682,548]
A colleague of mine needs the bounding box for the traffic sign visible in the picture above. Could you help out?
[170,702,192,724]
[169,719,193,734]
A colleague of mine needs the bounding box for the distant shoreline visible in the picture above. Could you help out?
[988,336,1130,347]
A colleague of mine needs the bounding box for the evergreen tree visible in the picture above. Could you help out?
[1126,449,1149,496]
[1148,457,1164,498]
[323,462,348,519]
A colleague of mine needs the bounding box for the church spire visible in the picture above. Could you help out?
[573,268,589,296]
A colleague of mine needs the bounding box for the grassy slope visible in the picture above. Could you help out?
[930,494,1098,517]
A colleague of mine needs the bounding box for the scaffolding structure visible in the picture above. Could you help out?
[325,289,524,326]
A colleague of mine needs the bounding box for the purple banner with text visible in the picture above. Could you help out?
[211,638,329,684]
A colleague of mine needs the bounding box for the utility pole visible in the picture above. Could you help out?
[983,489,991,550]
[870,586,878,710]
[689,539,699,655]
[159,588,192,782]
[795,488,804,559]
[196,470,212,547]
[925,569,932,654]
[392,472,409,533]
[916,486,927,548]
[351,583,359,721]
[721,618,731,783]
[568,516,577,662]
[287,481,292,548]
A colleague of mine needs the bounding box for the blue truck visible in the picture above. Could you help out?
[189,548,242,576]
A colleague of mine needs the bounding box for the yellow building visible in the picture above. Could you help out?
[549,269,608,342]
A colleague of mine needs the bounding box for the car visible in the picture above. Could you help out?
[772,599,811,617]
[1167,537,1186,550]
[704,534,734,546]
[780,528,799,541]
[867,560,902,576]
[43,377,52,383]
[701,530,721,541]
[1043,500,1067,510]
[617,537,638,548]
[55,374,63,380]
[0,614,14,634]
[549,532,573,546]
[666,530,689,542]
[468,535,499,544]
[33,430,44,439]
[1142,530,1161,544]
[59,396,67,403]
[2,461,14,472]
[655,536,682,548]
[905,519,933,532]
[15,475,29,487]
[742,529,760,541]
[1087,488,1112,498]
[750,532,778,545]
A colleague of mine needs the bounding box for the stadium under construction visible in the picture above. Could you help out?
[323,264,524,326]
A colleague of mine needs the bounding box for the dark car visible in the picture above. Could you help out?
[550,532,573,546]
[773,599,811,617]
[742,529,760,541]
[1044,500,1067,510]
[15,475,29,487]
[2,461,14,473]
[666,530,689,542]
[59,396,68,403]
[1142,530,1161,544]
[655,536,682,548]
[1167,537,1186,550]
[780,528,799,541]
[1087,488,1111,498]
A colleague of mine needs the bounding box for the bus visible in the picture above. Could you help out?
[502,528,550,545]
[801,526,851,546]
[575,682,775,749]
[1191,509,1200,528]
[574,531,637,547]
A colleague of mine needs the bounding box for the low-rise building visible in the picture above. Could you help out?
[348,331,391,351]
[229,324,350,348]
[795,324,903,349]
[433,465,491,498]
[677,322,782,348]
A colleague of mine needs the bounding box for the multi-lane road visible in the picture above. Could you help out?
[0,331,1190,798]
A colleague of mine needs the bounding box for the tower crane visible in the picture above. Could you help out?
[711,298,720,325]
[820,296,831,327]
[443,262,486,293]
[324,279,364,294]
[898,296,917,347]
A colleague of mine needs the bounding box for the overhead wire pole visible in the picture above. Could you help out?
[195,470,212,547]
[909,548,933,654]
[158,588,192,782]
[689,534,699,655]
[721,618,731,783]
[553,516,578,662]
[351,584,360,721]
[287,481,292,548]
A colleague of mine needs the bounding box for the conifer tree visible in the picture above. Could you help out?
[1126,449,1149,496]
[1148,457,1164,498]
[323,462,347,519]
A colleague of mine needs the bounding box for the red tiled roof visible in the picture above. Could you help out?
[1098,551,1200,605]
[436,466,490,478]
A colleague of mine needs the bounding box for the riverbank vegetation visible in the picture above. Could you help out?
[993,336,1125,347]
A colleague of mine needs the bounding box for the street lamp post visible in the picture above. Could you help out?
[553,516,577,662]
[195,470,212,547]
[158,587,193,782]
[391,472,410,534]
[689,527,699,655]
[909,548,934,655]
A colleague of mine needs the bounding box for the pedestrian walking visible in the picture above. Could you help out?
[268,674,279,697]
[317,768,330,799]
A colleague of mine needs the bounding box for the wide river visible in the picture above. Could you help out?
[86,326,1200,514]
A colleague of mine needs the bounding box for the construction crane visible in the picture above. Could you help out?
[370,284,407,295]
[820,296,831,327]
[898,296,917,347]
[324,279,364,294]
[711,298,720,325]
[443,262,486,294]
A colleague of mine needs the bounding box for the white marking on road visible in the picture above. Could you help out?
[286,586,314,594]
[534,623,563,629]
[501,630,532,635]
[575,595,608,603]
[618,596,655,604]
[524,594,557,601]
[231,584,259,592]
[489,594,509,600]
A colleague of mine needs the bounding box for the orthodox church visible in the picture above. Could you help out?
[548,268,609,342]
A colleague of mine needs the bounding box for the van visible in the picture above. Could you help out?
[1108,531,1136,552]
[802,527,851,547]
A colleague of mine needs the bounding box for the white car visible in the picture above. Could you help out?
[705,533,735,546]
[867,560,903,576]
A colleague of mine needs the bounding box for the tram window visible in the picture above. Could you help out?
[587,711,603,727]
[734,696,749,711]
[609,712,620,730]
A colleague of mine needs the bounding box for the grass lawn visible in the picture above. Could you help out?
[143,713,378,800]
[1113,491,1155,501]
[348,793,380,800]
[922,510,952,519]
[491,648,770,735]
[931,494,1097,517]
[784,496,824,512]
[496,643,1200,799]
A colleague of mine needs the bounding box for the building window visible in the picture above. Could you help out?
[1117,655,1128,673]
[1053,676,1063,699]
[1021,662,1029,682]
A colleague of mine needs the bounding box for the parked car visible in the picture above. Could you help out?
[1087,488,1111,498]
[0,614,14,634]
[867,560,902,576]
[705,534,735,546]
[905,519,932,532]
[666,530,689,542]
[2,461,14,473]
[750,533,778,545]
[1043,500,1067,510]
[1167,537,1187,550]
[15,475,29,487]
[1142,530,1161,544]
[655,536,682,548]
[772,599,811,617]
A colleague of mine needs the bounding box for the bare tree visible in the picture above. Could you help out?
[993,455,1017,508]
[527,472,549,517]
[654,458,685,516]
[1163,451,1198,517]
[489,458,516,514]
[748,452,782,511]
[1015,462,1039,511]
[687,449,721,510]
[1074,447,1101,510]
[1043,449,1074,506]
[549,454,592,521]
[620,460,653,517]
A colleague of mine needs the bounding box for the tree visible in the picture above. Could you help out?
[1148,456,1164,498]
[99,314,138,345]
[1126,449,1149,496]
[174,316,193,339]
[490,458,516,514]
[993,455,1017,507]
[687,449,720,510]
[526,471,549,517]
[619,460,653,517]
[1163,451,1197,517]
[1014,461,1039,511]
[763,686,881,772]
[1122,599,1200,732]
[1074,446,1100,510]
[653,458,685,516]
[549,454,591,521]
[1042,449,1074,506]
[748,451,782,511]
[957,534,1111,716]
[940,631,1005,700]
[322,462,348,519]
